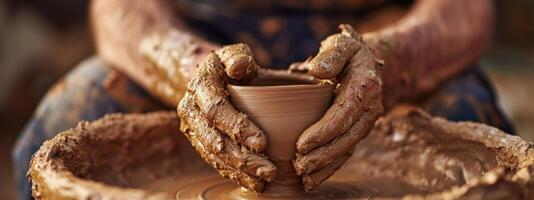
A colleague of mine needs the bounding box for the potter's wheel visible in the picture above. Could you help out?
[174,174,364,199]
[28,108,534,200]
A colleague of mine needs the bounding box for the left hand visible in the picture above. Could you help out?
[293,24,385,191]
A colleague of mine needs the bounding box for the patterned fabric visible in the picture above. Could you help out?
[12,57,163,200]
[178,0,411,67]
[422,67,513,133]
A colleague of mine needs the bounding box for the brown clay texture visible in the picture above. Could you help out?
[28,112,212,200]
[227,76,334,192]
[29,107,534,199]
[178,45,279,192]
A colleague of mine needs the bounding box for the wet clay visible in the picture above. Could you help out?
[177,49,277,192]
[29,107,534,200]
[227,75,335,197]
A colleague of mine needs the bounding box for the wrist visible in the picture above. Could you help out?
[363,33,417,109]
[139,29,218,105]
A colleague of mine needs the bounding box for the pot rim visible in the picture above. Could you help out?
[227,82,334,91]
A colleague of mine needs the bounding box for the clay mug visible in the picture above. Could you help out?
[227,72,334,193]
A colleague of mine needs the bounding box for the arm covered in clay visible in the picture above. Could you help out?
[92,1,277,191]
[91,0,218,106]
[364,0,494,106]
[295,0,494,191]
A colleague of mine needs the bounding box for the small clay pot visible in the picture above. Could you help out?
[227,73,334,191]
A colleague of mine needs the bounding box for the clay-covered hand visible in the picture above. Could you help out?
[294,24,385,191]
[177,44,276,192]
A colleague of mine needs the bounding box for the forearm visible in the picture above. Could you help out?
[363,0,494,107]
[90,0,217,106]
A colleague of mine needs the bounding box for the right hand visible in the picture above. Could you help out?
[177,44,277,192]
[293,25,384,191]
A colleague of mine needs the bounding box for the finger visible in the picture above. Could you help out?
[178,93,277,182]
[187,130,265,191]
[302,153,352,192]
[215,43,257,80]
[178,93,224,153]
[188,53,267,152]
[297,46,383,154]
[288,61,309,73]
[294,101,382,175]
[308,24,360,79]
[223,135,277,182]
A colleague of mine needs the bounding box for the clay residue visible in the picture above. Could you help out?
[140,30,204,106]
[331,106,534,198]
[29,107,534,200]
[28,112,211,200]
[294,25,385,191]
[177,44,284,192]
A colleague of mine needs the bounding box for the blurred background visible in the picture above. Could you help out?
[0,0,533,199]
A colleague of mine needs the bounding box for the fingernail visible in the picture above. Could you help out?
[256,165,277,182]
[228,55,254,80]
[244,132,267,152]
[293,160,305,175]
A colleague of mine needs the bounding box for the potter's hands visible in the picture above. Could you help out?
[294,25,385,191]
[177,44,276,192]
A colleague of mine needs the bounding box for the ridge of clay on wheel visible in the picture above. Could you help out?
[28,107,534,200]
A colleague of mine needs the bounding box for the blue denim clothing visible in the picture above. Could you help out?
[423,67,513,130]
[12,57,162,200]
